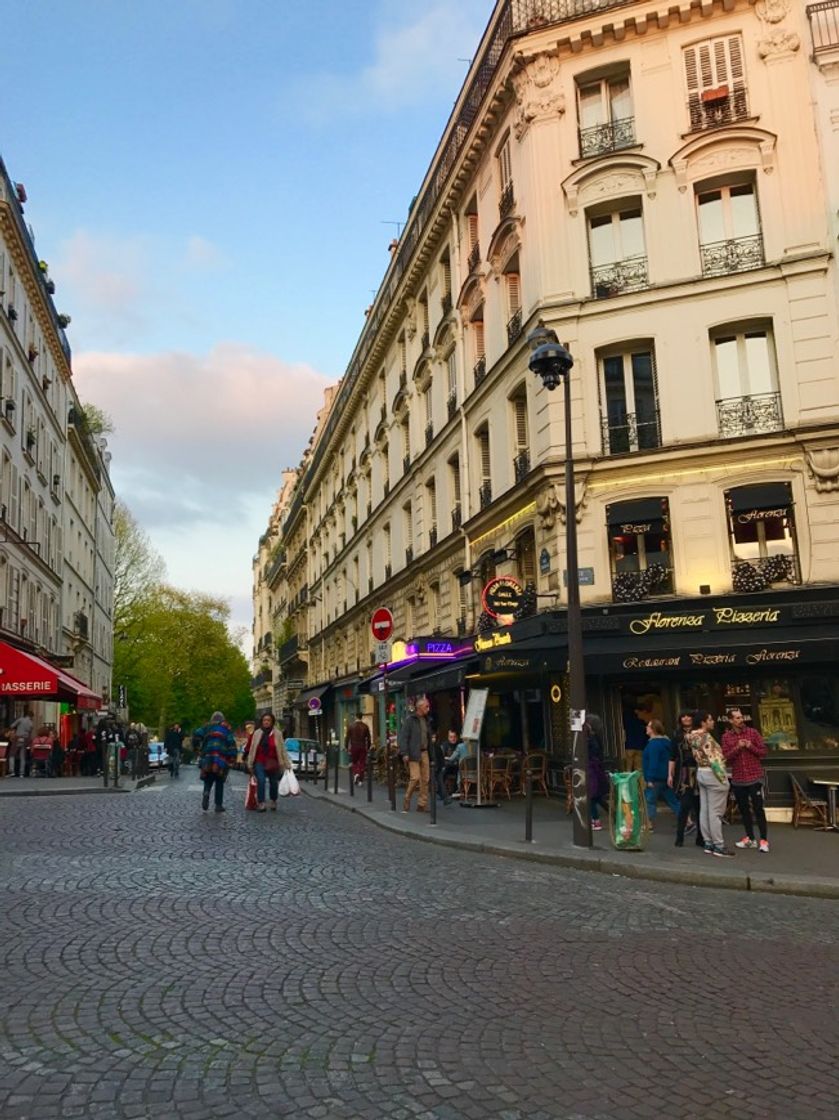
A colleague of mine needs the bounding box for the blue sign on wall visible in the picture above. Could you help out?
[539,548,550,575]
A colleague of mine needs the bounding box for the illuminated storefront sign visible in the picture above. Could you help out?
[481,576,524,621]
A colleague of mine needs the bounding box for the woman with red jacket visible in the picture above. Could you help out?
[246,712,291,813]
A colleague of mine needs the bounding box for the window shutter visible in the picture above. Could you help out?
[467,213,479,249]
[385,526,391,566]
[474,321,485,359]
[479,429,491,482]
[10,465,19,532]
[514,396,528,450]
[725,35,745,88]
[507,273,521,315]
[425,388,432,425]
[447,352,457,394]
[428,481,437,527]
[451,459,461,504]
[498,140,512,189]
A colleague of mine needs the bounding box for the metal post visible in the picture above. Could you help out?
[429,754,437,825]
[563,366,591,849]
[348,763,354,797]
[525,774,533,843]
[366,744,373,803]
[385,673,396,811]
[322,741,329,791]
[333,740,339,795]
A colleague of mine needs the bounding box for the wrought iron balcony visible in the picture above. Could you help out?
[731,555,799,593]
[398,369,407,390]
[809,1,839,54]
[716,392,784,438]
[591,256,648,298]
[383,479,390,497]
[385,562,392,580]
[441,292,453,316]
[452,504,462,531]
[279,634,305,664]
[74,611,89,641]
[499,181,515,219]
[429,526,438,548]
[506,307,523,347]
[405,546,414,565]
[579,116,636,159]
[421,329,430,351]
[467,242,481,273]
[425,422,434,447]
[513,449,530,483]
[700,234,764,277]
[473,356,487,388]
[479,481,493,509]
[403,453,411,473]
[368,576,373,593]
[447,390,457,420]
[687,87,750,132]
[602,411,661,455]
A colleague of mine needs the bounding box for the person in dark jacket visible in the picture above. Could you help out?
[670,710,704,847]
[345,712,371,786]
[164,723,183,778]
[398,697,431,813]
[194,711,237,813]
[586,716,609,832]
[642,719,681,828]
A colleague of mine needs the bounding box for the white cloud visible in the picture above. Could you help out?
[296,2,489,122]
[184,235,224,271]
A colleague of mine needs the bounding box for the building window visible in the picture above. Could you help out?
[382,443,390,496]
[684,35,748,131]
[405,596,415,638]
[426,479,438,547]
[515,527,536,587]
[401,419,411,472]
[713,325,783,438]
[403,503,413,565]
[577,71,635,158]
[424,385,433,446]
[588,204,648,297]
[446,350,458,417]
[697,180,763,276]
[428,581,440,628]
[465,197,480,271]
[476,424,492,508]
[726,483,799,591]
[472,318,486,387]
[384,524,392,579]
[440,252,452,315]
[505,272,522,346]
[510,387,530,482]
[599,345,661,454]
[419,291,430,350]
[607,497,674,602]
[449,455,462,530]
[497,134,514,218]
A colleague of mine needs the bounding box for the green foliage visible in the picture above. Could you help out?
[112,503,254,735]
[81,402,115,436]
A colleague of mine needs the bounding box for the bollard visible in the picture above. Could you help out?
[525,774,533,843]
[323,745,329,791]
[366,748,373,803]
[429,762,437,826]
[388,746,396,812]
[333,746,339,795]
[348,764,354,797]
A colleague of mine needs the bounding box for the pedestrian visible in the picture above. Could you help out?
[430,731,451,805]
[345,711,371,786]
[622,701,647,772]
[398,697,431,813]
[30,725,54,777]
[194,710,238,813]
[164,723,183,778]
[670,710,704,848]
[124,723,142,776]
[586,715,609,832]
[10,709,34,777]
[722,708,769,853]
[442,729,467,797]
[690,711,734,858]
[642,719,681,829]
[245,712,291,812]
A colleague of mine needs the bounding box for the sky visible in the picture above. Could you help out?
[3,0,491,645]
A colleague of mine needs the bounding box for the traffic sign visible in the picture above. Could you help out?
[307,696,322,713]
[371,607,394,642]
[374,640,391,664]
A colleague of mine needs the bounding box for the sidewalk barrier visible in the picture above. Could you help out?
[429,762,436,826]
[366,750,373,803]
[348,764,354,798]
[525,775,533,843]
[609,771,647,850]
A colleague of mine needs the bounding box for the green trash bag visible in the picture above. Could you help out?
[609,771,647,850]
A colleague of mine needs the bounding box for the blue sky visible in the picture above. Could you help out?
[3,0,491,641]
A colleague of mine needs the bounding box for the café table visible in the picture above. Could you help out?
[810,777,839,831]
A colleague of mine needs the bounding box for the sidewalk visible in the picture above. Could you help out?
[0,773,156,797]
[304,779,839,900]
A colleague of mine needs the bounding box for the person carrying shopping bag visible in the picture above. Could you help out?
[246,712,291,813]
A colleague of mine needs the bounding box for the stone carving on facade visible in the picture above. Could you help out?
[563,159,659,217]
[670,130,777,190]
[806,448,839,492]
[488,222,522,276]
[509,50,565,141]
[757,29,800,60]
[457,273,486,322]
[537,482,587,528]
[403,296,417,341]
[755,0,790,24]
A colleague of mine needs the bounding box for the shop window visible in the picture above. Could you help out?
[725,482,799,592]
[607,497,673,601]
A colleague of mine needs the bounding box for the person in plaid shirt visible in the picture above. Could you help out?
[721,708,769,853]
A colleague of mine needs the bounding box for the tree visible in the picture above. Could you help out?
[113,501,165,636]
[81,402,115,436]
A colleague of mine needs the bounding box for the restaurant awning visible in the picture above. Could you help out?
[408,659,479,694]
[727,482,792,512]
[607,497,667,525]
[0,641,102,709]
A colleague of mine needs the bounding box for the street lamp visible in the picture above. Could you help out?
[527,321,591,848]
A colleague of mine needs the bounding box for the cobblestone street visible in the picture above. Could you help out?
[1,777,838,1120]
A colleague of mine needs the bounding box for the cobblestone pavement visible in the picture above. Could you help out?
[1,776,838,1120]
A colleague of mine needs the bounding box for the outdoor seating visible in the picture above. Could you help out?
[459,758,478,801]
[522,752,550,798]
[0,744,7,778]
[485,755,513,801]
[790,773,829,829]
[30,745,51,778]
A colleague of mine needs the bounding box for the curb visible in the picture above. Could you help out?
[0,774,156,798]
[303,788,839,901]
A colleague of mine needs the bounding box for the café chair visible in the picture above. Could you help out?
[459,758,479,802]
[790,774,829,829]
[523,752,550,798]
[0,744,8,778]
[485,755,513,801]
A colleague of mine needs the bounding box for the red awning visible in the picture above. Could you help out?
[0,641,101,709]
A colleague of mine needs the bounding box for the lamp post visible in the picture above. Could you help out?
[527,322,591,848]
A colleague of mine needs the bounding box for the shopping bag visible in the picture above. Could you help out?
[286,770,301,797]
[278,770,291,797]
[245,776,258,810]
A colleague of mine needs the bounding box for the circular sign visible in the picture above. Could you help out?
[481,576,524,620]
[307,697,322,713]
[371,607,394,642]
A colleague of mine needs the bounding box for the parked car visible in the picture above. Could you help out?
[284,737,323,779]
[147,741,169,769]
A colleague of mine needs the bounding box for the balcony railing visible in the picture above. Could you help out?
[405,546,414,565]
[429,526,438,548]
[479,481,493,509]
[716,392,784,438]
[809,2,839,53]
[473,356,487,388]
[452,504,462,531]
[456,615,467,637]
[467,242,481,273]
[602,411,661,455]
[441,292,453,316]
[700,234,764,277]
[612,564,673,603]
[403,453,411,473]
[591,256,648,298]
[421,329,430,351]
[506,307,523,346]
[425,422,434,447]
[579,116,636,159]
[447,390,457,420]
[280,634,305,664]
[74,611,89,641]
[499,181,515,219]
[385,562,392,580]
[513,449,530,482]
[732,555,799,594]
[687,87,750,132]
[398,369,407,390]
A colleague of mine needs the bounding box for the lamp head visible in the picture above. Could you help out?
[526,321,573,392]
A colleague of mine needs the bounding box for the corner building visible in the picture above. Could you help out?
[268,0,839,806]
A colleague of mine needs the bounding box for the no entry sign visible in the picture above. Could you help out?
[371,607,394,642]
